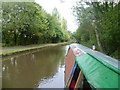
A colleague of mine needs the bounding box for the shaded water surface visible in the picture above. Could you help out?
[2,46,68,88]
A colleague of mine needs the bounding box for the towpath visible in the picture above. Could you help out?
[1,44,49,51]
[0,42,72,56]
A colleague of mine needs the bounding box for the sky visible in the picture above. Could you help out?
[35,0,78,33]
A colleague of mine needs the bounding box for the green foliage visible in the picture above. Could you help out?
[73,1,120,59]
[2,2,71,46]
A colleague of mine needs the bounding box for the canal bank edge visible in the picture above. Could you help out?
[1,42,73,57]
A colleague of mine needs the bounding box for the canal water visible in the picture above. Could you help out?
[2,45,69,88]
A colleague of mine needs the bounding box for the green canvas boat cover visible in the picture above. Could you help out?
[70,43,120,88]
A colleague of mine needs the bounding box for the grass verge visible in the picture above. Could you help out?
[0,42,72,56]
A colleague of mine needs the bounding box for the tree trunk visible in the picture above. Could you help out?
[14,30,17,45]
[94,27,103,52]
[92,2,103,52]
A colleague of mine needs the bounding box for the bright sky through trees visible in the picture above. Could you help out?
[35,0,78,33]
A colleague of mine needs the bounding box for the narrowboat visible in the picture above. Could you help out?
[65,43,120,89]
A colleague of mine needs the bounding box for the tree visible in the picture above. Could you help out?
[73,1,120,59]
[2,2,71,46]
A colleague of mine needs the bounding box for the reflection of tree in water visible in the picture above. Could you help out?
[10,57,18,66]
[2,46,66,88]
[33,46,65,81]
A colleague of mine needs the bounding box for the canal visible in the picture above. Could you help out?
[2,45,68,88]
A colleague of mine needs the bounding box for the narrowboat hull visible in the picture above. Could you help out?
[65,43,120,89]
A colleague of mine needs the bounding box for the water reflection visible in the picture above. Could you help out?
[2,46,67,88]
[39,65,65,88]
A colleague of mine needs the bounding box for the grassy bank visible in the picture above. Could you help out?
[1,42,72,56]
